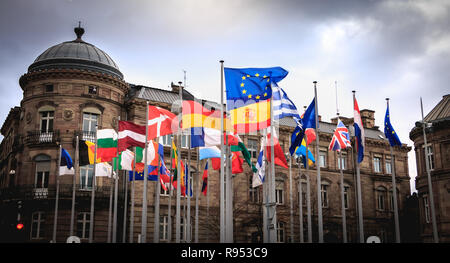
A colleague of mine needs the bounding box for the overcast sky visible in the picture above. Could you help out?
[1,0,449,193]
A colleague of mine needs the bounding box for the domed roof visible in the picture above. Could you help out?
[28,26,123,79]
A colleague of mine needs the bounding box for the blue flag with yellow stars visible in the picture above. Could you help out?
[384,105,402,147]
[224,67,288,104]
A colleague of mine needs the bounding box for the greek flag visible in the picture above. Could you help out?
[252,139,266,188]
[272,83,301,123]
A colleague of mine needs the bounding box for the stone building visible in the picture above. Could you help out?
[409,94,450,242]
[0,26,413,243]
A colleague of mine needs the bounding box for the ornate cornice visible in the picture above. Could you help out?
[19,68,129,93]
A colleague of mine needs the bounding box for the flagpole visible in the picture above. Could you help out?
[187,134,192,243]
[305,133,312,243]
[141,101,149,243]
[206,158,210,243]
[176,81,182,243]
[168,135,173,242]
[112,117,120,243]
[313,81,323,243]
[70,136,79,236]
[122,168,128,243]
[107,162,113,243]
[195,146,200,242]
[52,144,62,243]
[183,158,187,241]
[129,147,136,243]
[288,144,294,242]
[298,160,304,243]
[262,130,268,242]
[226,132,233,242]
[353,90,364,243]
[89,125,98,243]
[386,98,401,243]
[219,60,225,243]
[269,81,277,243]
[420,97,439,243]
[154,138,161,243]
[338,147,347,243]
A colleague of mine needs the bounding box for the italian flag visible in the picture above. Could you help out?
[96,129,118,163]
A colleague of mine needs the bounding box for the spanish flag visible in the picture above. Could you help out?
[228,99,271,134]
[181,100,230,131]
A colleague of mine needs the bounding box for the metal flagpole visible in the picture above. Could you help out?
[113,116,121,243]
[420,97,439,243]
[195,147,200,243]
[352,90,364,243]
[386,98,400,243]
[305,133,312,243]
[70,136,79,236]
[107,163,113,243]
[187,135,192,243]
[269,80,277,243]
[338,149,347,243]
[262,133,268,243]
[219,60,225,243]
[154,140,161,243]
[52,144,62,243]
[336,83,347,243]
[313,81,323,243]
[89,125,98,243]
[122,169,128,243]
[288,144,294,242]
[298,156,304,243]
[168,135,173,242]
[226,134,233,242]
[206,158,210,243]
[129,147,136,243]
[183,158,187,241]
[176,82,182,243]
[141,101,150,243]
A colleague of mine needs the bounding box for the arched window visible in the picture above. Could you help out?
[277,221,285,243]
[388,188,400,211]
[275,180,285,205]
[343,183,351,209]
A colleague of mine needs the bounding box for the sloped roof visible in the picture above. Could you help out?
[424,94,450,122]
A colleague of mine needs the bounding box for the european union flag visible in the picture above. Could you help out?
[224,67,288,105]
[384,105,402,147]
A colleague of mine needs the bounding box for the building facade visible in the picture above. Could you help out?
[0,26,413,243]
[410,94,450,242]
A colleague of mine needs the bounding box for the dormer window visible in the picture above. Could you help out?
[88,86,98,95]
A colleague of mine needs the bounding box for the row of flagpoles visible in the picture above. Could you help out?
[51,60,439,243]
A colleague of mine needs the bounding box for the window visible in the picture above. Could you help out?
[425,145,435,171]
[385,159,392,174]
[160,135,173,147]
[277,222,285,243]
[338,153,347,170]
[31,212,45,239]
[40,111,54,133]
[249,176,260,203]
[275,180,284,205]
[82,112,99,141]
[35,155,50,189]
[299,178,307,207]
[45,84,54,92]
[376,187,386,211]
[319,151,327,168]
[180,217,192,242]
[344,185,350,209]
[77,212,90,239]
[321,182,329,208]
[88,86,98,95]
[181,134,189,148]
[423,195,430,223]
[388,189,399,212]
[247,139,258,159]
[373,157,381,173]
[160,216,169,241]
[80,165,94,190]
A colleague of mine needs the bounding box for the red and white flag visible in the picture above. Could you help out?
[148,105,178,140]
[118,121,146,152]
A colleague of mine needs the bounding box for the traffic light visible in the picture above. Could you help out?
[16,223,24,230]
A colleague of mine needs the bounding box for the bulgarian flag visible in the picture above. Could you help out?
[96,129,118,162]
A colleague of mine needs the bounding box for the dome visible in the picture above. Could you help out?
[28,26,124,79]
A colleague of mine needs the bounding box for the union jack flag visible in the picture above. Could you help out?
[329,120,352,151]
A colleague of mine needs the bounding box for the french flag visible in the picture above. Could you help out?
[353,97,365,163]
